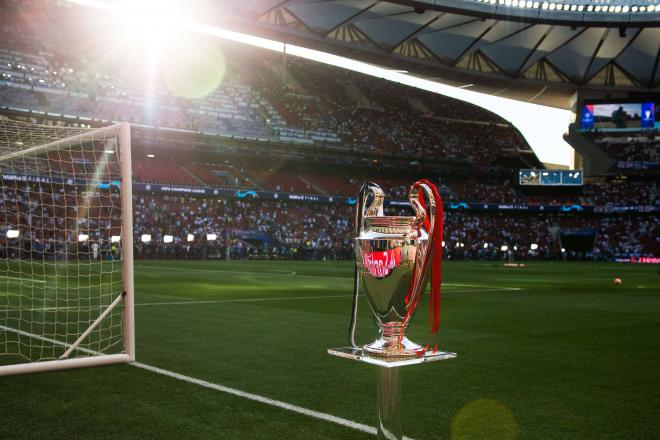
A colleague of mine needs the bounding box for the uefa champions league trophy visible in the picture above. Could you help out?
[329,180,457,440]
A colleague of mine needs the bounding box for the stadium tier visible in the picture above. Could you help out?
[0,3,657,264]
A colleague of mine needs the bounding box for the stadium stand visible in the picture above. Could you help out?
[587,130,659,170]
[0,2,658,264]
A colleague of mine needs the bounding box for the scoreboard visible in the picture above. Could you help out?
[519,169,583,186]
[580,100,658,131]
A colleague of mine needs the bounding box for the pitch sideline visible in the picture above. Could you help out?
[0,324,413,439]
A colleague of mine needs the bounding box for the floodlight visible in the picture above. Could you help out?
[147,154,155,158]
[164,235,174,243]
[530,243,539,250]
[78,234,89,242]
[111,235,121,243]
[6,230,19,238]
[483,243,489,249]
[561,248,566,253]
[141,234,152,243]
[501,245,509,252]
[206,233,217,241]
[187,233,195,242]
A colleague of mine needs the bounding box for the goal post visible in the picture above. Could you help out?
[0,119,134,376]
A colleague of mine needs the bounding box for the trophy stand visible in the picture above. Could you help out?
[328,347,457,440]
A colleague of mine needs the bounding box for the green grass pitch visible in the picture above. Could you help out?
[1,260,659,439]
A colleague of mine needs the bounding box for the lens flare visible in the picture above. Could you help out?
[451,399,517,440]
[164,37,226,99]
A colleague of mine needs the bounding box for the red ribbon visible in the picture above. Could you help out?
[415,179,444,335]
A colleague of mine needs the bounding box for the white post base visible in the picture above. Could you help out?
[0,353,131,377]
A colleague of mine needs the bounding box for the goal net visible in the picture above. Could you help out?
[0,119,134,376]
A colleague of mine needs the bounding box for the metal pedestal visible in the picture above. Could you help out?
[328,347,457,440]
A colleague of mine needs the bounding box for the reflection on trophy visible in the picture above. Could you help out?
[351,180,444,359]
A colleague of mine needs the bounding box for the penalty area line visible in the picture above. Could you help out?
[0,288,521,312]
[135,294,353,307]
[0,324,412,439]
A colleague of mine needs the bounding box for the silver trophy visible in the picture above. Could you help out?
[329,180,454,440]
[349,180,442,359]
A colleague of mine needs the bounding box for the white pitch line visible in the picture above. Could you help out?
[136,264,300,277]
[131,362,385,437]
[0,324,411,439]
[0,275,46,284]
[135,294,353,307]
[0,287,522,312]
[136,264,522,290]
[133,288,521,307]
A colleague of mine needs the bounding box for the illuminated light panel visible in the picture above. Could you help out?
[6,230,19,238]
[141,234,152,243]
[164,235,174,243]
[111,235,121,243]
[78,234,89,242]
[206,233,217,241]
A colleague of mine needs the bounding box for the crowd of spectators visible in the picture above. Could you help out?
[583,179,658,207]
[588,131,659,170]
[1,2,658,264]
[1,180,657,262]
[1,4,535,169]
[132,194,353,260]
[129,194,659,261]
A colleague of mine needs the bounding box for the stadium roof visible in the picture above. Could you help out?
[213,0,660,109]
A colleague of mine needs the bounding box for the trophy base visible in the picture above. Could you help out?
[328,346,456,368]
[364,336,425,359]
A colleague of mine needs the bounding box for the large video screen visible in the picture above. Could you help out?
[581,102,656,130]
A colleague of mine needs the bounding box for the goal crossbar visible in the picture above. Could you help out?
[0,123,122,163]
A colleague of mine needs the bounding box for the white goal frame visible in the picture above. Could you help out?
[0,122,134,376]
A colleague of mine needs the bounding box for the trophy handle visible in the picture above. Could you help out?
[405,182,438,313]
[349,182,384,347]
[362,183,384,222]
